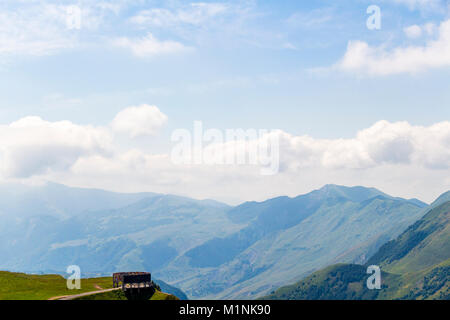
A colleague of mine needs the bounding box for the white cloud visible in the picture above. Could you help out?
[111,104,168,137]
[0,1,281,58]
[0,4,75,57]
[423,22,437,35]
[0,104,168,178]
[286,7,334,28]
[404,22,438,38]
[404,24,423,38]
[127,1,282,50]
[0,1,127,57]
[336,19,450,76]
[130,2,228,27]
[0,117,111,178]
[393,0,443,11]
[276,120,450,171]
[113,33,192,57]
[1,114,448,204]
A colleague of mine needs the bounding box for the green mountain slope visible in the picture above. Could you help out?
[168,185,428,299]
[0,182,159,219]
[0,183,435,300]
[0,271,113,300]
[368,201,450,274]
[430,191,450,208]
[156,279,189,300]
[0,271,185,300]
[262,200,450,300]
[73,289,179,300]
[261,264,400,300]
[0,193,240,274]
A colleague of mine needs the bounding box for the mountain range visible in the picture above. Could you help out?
[262,198,450,300]
[167,185,429,299]
[0,182,445,299]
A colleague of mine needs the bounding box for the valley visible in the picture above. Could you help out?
[0,183,444,300]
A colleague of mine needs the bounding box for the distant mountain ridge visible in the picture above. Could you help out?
[0,182,440,300]
[431,191,450,208]
[0,184,239,275]
[0,182,159,219]
[165,185,431,299]
[368,200,450,275]
[262,200,450,300]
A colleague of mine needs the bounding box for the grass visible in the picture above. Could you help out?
[0,271,113,300]
[74,289,127,300]
[74,289,179,300]
[0,271,178,300]
[150,290,179,300]
[261,202,450,301]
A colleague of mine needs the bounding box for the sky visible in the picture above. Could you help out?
[0,0,449,204]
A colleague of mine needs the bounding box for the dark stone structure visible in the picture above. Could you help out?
[113,272,154,300]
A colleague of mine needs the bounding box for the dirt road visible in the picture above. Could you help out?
[49,288,120,300]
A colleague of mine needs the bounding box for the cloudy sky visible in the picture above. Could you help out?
[0,0,449,204]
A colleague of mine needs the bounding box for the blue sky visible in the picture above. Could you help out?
[0,0,449,203]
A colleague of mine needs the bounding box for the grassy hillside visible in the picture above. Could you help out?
[261,261,449,300]
[74,289,179,300]
[261,264,401,300]
[262,201,450,300]
[0,271,112,300]
[180,186,427,299]
[0,182,159,219]
[0,184,434,300]
[0,188,238,277]
[0,271,181,300]
[156,278,188,300]
[368,201,450,274]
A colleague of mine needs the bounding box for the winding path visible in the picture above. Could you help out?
[48,287,120,300]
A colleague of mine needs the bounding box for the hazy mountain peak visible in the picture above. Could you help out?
[0,182,160,218]
[431,191,450,208]
[262,200,450,301]
[311,184,387,203]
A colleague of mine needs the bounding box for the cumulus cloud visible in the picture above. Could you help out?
[404,25,423,38]
[188,120,450,173]
[403,23,437,38]
[0,117,111,178]
[278,120,450,171]
[113,33,192,57]
[54,120,450,204]
[336,19,450,76]
[423,22,438,35]
[0,104,168,179]
[0,115,448,203]
[111,104,168,137]
[2,117,448,176]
